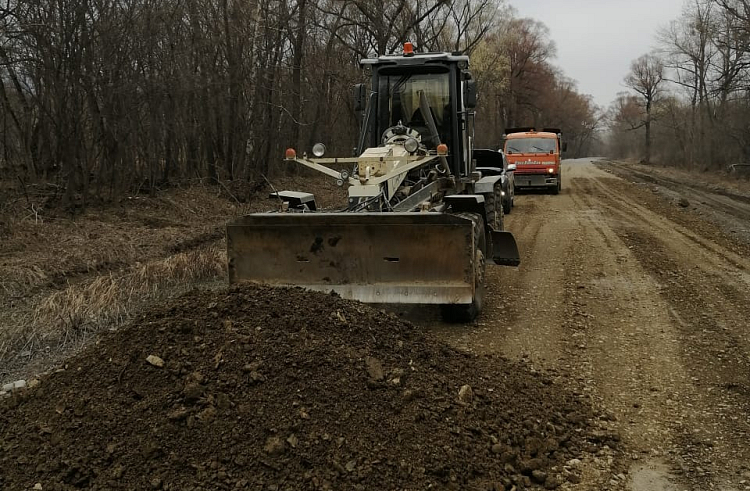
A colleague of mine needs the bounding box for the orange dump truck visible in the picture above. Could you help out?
[502,128,566,195]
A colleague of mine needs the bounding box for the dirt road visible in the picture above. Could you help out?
[4,159,750,489]
[428,159,750,490]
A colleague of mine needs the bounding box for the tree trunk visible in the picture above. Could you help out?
[290,0,308,149]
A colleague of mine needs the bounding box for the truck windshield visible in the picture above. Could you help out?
[505,138,556,154]
[378,71,451,147]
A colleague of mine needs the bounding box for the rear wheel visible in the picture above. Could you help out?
[484,185,504,231]
[502,185,512,214]
[440,213,486,323]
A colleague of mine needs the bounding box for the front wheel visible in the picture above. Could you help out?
[440,213,486,323]
[550,178,560,195]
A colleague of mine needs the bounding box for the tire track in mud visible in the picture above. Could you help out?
[605,161,750,209]
[490,188,582,363]
[575,170,750,489]
[565,174,698,466]
[436,186,584,361]
[612,227,750,488]
[585,174,750,277]
[428,164,629,488]
[602,161,750,247]
[428,159,750,490]
[584,177,750,348]
[579,174,750,369]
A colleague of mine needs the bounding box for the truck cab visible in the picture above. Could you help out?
[502,128,565,195]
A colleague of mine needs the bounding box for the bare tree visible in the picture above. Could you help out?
[624,54,665,163]
[470,15,601,155]
[501,18,557,127]
[658,0,714,165]
[0,0,606,207]
[603,0,750,167]
[445,0,499,53]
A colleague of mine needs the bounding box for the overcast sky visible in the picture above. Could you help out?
[509,0,686,109]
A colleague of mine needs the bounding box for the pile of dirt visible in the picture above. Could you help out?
[0,286,611,490]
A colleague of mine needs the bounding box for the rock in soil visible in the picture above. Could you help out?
[458,384,474,403]
[145,354,165,367]
[0,285,603,490]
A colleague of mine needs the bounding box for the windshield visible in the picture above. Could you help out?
[505,138,557,154]
[378,71,451,147]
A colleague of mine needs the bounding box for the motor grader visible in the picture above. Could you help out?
[226,43,520,322]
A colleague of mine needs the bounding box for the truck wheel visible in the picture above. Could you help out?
[503,192,512,215]
[440,213,486,323]
[551,175,561,195]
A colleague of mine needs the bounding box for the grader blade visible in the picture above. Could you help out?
[227,213,476,305]
[490,230,521,266]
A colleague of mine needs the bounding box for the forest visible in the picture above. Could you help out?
[0,0,600,205]
[610,0,750,171]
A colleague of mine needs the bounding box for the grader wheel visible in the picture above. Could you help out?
[440,212,486,323]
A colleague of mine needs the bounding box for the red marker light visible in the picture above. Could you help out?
[403,42,414,56]
[437,144,448,155]
[285,148,297,159]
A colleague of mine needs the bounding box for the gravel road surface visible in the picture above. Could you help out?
[427,158,750,490]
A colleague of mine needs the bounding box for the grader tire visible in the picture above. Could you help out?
[484,184,505,231]
[440,213,486,323]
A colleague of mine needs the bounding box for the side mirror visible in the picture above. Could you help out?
[562,141,568,152]
[464,80,477,109]
[507,163,517,172]
[354,83,367,112]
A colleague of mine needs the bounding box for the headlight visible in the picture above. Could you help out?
[312,143,326,158]
[548,168,554,174]
[403,137,419,153]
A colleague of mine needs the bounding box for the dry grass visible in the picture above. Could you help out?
[1,245,225,362]
[1,265,48,296]
[0,218,139,296]
[0,178,340,296]
[0,174,344,378]
[0,187,233,298]
[619,158,750,196]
